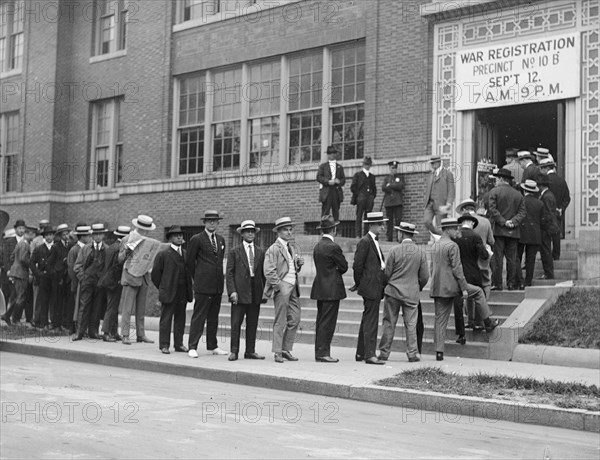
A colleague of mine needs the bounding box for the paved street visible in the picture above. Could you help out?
[1,353,598,459]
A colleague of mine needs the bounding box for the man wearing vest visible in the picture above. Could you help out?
[317,145,346,223]
[350,156,376,238]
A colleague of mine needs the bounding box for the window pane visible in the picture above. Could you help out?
[179,74,206,127]
[213,68,242,122]
[288,110,321,164]
[330,104,364,161]
[331,41,366,106]
[178,126,204,175]
[212,120,240,171]
[289,50,323,110]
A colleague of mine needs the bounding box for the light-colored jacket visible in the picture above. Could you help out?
[429,235,468,298]
[263,239,301,298]
[118,232,164,286]
[10,240,31,280]
[384,239,429,306]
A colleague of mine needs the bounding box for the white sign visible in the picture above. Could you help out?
[454,32,580,111]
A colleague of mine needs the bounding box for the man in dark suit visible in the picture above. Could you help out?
[186,210,227,358]
[382,160,405,241]
[152,226,193,354]
[488,168,526,290]
[378,222,428,362]
[46,224,71,331]
[66,224,92,333]
[350,156,376,238]
[353,212,388,365]
[310,215,348,363]
[517,151,540,183]
[317,145,346,223]
[537,175,560,280]
[6,225,37,325]
[539,158,570,260]
[1,219,27,325]
[31,225,55,329]
[515,181,544,288]
[424,156,455,236]
[226,220,266,361]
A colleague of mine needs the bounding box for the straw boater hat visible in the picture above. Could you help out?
[493,168,514,180]
[428,156,442,164]
[40,225,55,236]
[24,225,38,234]
[520,179,539,193]
[91,223,108,234]
[539,158,556,168]
[362,211,389,224]
[113,225,131,237]
[455,198,477,214]
[272,217,295,232]
[55,224,70,235]
[458,214,479,229]
[4,228,16,238]
[201,210,223,221]
[316,215,338,230]
[440,217,460,229]
[237,220,260,233]
[534,147,550,157]
[74,225,92,236]
[394,222,419,234]
[132,214,156,231]
[38,219,50,228]
[165,225,184,237]
[517,151,533,160]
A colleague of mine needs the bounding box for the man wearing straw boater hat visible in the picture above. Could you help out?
[264,216,304,363]
[186,210,228,357]
[377,222,428,363]
[515,180,544,288]
[310,215,348,363]
[226,220,266,361]
[424,155,455,236]
[539,157,570,261]
[73,223,109,340]
[353,211,388,365]
[503,148,523,185]
[152,225,193,354]
[67,224,92,333]
[517,150,540,184]
[537,174,559,280]
[118,215,162,345]
[47,224,71,331]
[99,225,131,342]
[30,225,55,329]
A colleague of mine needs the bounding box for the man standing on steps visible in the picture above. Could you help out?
[539,157,570,261]
[424,156,455,236]
[517,151,540,183]
[378,222,428,363]
[317,145,346,223]
[537,175,559,281]
[382,160,405,242]
[310,215,348,363]
[350,156,376,238]
[186,210,228,358]
[353,212,388,365]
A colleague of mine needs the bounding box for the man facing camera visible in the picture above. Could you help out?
[317,145,346,223]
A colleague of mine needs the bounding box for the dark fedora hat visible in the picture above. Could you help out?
[326,145,338,156]
[166,225,184,237]
[14,219,26,228]
[40,225,55,235]
[202,210,223,221]
[362,156,373,166]
[316,215,339,230]
[458,214,478,229]
[493,168,514,180]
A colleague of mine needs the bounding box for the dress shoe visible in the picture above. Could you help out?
[228,353,238,361]
[315,356,339,363]
[408,356,420,362]
[160,348,170,354]
[188,349,199,358]
[436,352,444,361]
[485,318,499,333]
[274,353,284,363]
[137,336,154,344]
[122,337,132,345]
[0,315,11,325]
[88,333,100,340]
[365,357,385,365]
[456,335,466,345]
[281,351,298,361]
[473,324,484,331]
[210,347,228,355]
[103,334,117,343]
[174,345,189,352]
[490,285,501,291]
[244,352,265,360]
[72,334,83,342]
[377,354,389,361]
[355,354,364,362]
[114,334,123,341]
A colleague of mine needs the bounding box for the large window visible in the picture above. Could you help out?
[94,0,127,56]
[90,98,123,188]
[212,68,242,171]
[289,110,321,164]
[178,74,206,175]
[0,112,20,193]
[181,0,220,22]
[0,0,24,73]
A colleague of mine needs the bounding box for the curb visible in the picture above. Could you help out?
[1,340,598,433]
[512,344,600,369]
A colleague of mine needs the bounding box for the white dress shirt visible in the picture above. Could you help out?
[368,231,385,270]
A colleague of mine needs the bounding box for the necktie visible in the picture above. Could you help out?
[210,233,217,253]
[248,244,254,276]
[177,247,182,257]
[287,243,293,259]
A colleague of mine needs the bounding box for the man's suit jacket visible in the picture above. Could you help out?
[47,240,70,280]
[540,189,560,235]
[453,227,488,287]
[119,232,164,284]
[472,213,495,247]
[547,172,571,214]
[74,242,109,283]
[152,246,193,304]
[425,168,455,208]
[429,235,468,298]
[98,241,123,291]
[521,162,540,183]
[488,183,526,238]
[31,243,53,281]
[384,239,429,306]
[310,237,348,301]
[2,236,17,272]
[505,161,524,184]
[9,240,31,280]
[263,239,301,298]
[67,243,83,292]
[353,234,385,300]
[519,195,543,245]
[186,231,225,295]
[226,243,266,305]
[317,161,346,203]
[350,171,376,204]
[382,173,405,207]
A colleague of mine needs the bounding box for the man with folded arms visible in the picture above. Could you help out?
[378,222,428,363]
[310,215,348,363]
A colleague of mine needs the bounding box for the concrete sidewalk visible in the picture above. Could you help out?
[1,329,598,433]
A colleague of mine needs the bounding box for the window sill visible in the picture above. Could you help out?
[89,50,128,64]
[0,69,22,80]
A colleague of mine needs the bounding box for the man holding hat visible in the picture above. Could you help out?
[350,156,377,238]
[515,180,544,288]
[310,215,348,363]
[517,151,540,184]
[225,220,267,361]
[504,148,524,185]
[99,225,130,342]
[539,157,570,260]
[353,211,388,365]
[5,225,37,325]
[264,217,304,363]
[537,175,559,280]
[66,224,92,333]
[74,223,109,340]
[378,222,428,362]
[30,225,55,329]
[186,210,227,357]
[488,168,526,290]
[152,226,193,354]
[118,215,162,345]
[317,145,346,223]
[430,218,498,361]
[47,224,71,331]
[382,160,405,242]
[424,156,455,236]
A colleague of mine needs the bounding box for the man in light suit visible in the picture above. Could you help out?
[517,151,540,184]
[5,225,37,325]
[353,212,388,365]
[226,220,266,361]
[310,215,348,363]
[152,226,193,354]
[264,217,304,363]
[378,222,429,362]
[118,215,163,345]
[424,156,455,236]
[317,145,346,223]
[430,218,498,361]
[186,210,227,357]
